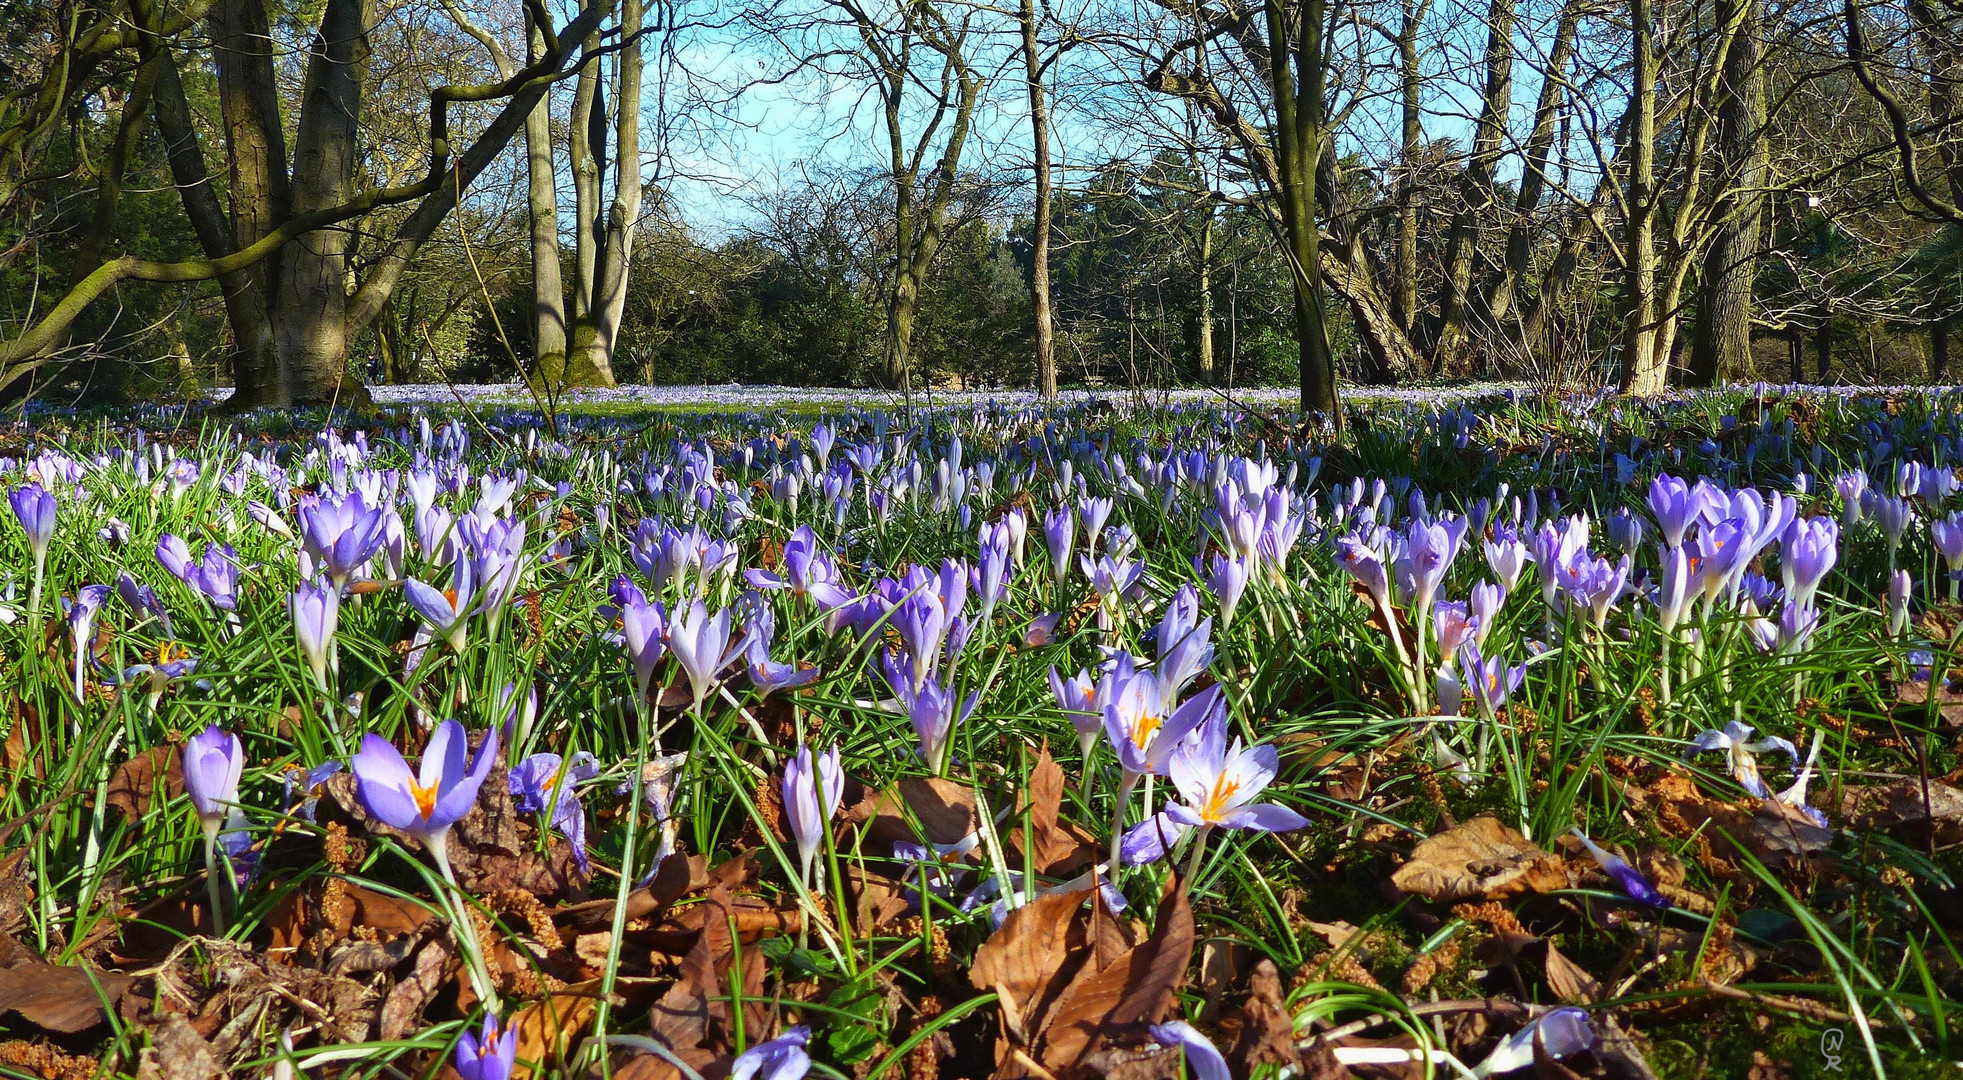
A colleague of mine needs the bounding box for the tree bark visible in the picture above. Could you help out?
[1393,0,1424,338]
[1432,0,1516,368]
[1936,320,1951,381]
[527,23,568,381]
[1019,0,1057,396]
[1687,0,1765,387]
[210,0,290,404]
[1266,0,1340,421]
[1816,313,1833,382]
[573,0,638,388]
[275,0,369,404]
[1197,204,1215,383]
[1620,0,1665,395]
[1489,0,1581,338]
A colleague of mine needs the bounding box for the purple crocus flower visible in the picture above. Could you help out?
[1102,671,1223,779]
[1654,543,1694,633]
[1865,492,1915,558]
[1164,718,1310,834]
[1686,720,1797,798]
[509,751,598,874]
[668,599,749,711]
[1569,829,1670,908]
[782,744,844,889]
[1647,474,1701,550]
[1936,512,1963,594]
[1049,665,1102,761]
[1149,1021,1229,1080]
[1120,811,1192,866]
[1836,469,1868,528]
[1153,585,1214,700]
[730,1025,812,1080]
[1434,600,1476,665]
[298,490,388,589]
[1468,581,1505,645]
[8,483,56,564]
[62,585,110,700]
[291,580,340,690]
[1205,553,1250,630]
[1044,507,1074,583]
[282,760,344,823]
[889,667,977,774]
[351,719,500,866]
[116,572,173,638]
[1397,516,1467,616]
[1477,1006,1596,1075]
[1461,642,1525,716]
[455,1012,517,1080]
[182,725,245,838]
[1557,553,1632,627]
[608,576,668,704]
[404,560,480,653]
[1780,518,1838,610]
[1484,525,1529,594]
[1022,611,1064,647]
[1608,507,1644,555]
[1889,569,1913,637]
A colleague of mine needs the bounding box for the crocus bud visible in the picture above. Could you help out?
[8,483,56,562]
[182,725,245,842]
[782,744,843,889]
[1889,569,1912,638]
[291,580,340,689]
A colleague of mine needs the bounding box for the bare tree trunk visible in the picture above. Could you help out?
[1393,0,1424,338]
[1267,0,1340,420]
[1687,0,1765,387]
[1936,320,1951,381]
[1019,0,1057,397]
[1620,0,1665,394]
[1489,0,1581,337]
[275,0,369,404]
[1816,313,1833,382]
[1432,0,1516,369]
[210,0,289,405]
[560,30,602,383]
[1197,204,1215,383]
[573,0,639,388]
[527,23,568,381]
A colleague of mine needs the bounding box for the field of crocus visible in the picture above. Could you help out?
[1,387,1959,1080]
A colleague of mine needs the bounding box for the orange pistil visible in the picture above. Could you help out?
[409,776,440,819]
[1129,713,1163,750]
[1199,773,1243,821]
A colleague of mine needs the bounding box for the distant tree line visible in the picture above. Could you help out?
[1,0,1961,407]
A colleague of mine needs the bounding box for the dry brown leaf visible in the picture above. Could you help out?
[510,981,603,1080]
[130,1014,223,1080]
[849,776,981,848]
[1840,778,1963,847]
[1542,941,1600,1004]
[378,935,454,1040]
[104,746,183,827]
[1033,876,1194,1071]
[0,959,133,1033]
[1390,816,1569,902]
[1223,958,1309,1074]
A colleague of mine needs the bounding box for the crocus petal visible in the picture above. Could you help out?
[1216,802,1311,833]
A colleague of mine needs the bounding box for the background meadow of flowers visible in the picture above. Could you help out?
[0,387,1960,1079]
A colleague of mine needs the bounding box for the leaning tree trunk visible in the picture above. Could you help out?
[275,0,369,404]
[210,0,290,405]
[1687,0,1765,387]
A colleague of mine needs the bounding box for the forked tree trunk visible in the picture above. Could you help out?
[575,0,640,387]
[1432,0,1517,368]
[1620,0,1665,395]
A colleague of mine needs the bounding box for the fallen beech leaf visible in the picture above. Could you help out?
[1892,676,1963,728]
[970,887,1093,1024]
[1840,778,1963,847]
[510,981,603,1080]
[378,935,454,1039]
[0,960,132,1033]
[1542,941,1600,1004]
[104,746,183,827]
[1391,816,1569,902]
[1034,876,1194,1070]
[850,776,980,848]
[1223,958,1307,1074]
[130,1013,221,1080]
